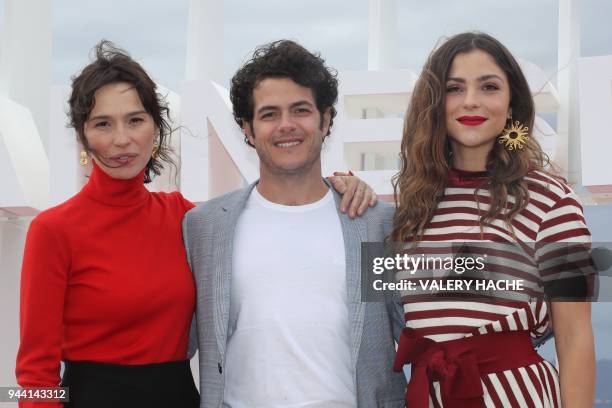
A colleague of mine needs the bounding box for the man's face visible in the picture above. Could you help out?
[244,77,330,177]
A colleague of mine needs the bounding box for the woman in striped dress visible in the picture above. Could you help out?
[391,32,595,407]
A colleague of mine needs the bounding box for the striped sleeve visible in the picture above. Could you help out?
[535,190,595,300]
[535,190,589,244]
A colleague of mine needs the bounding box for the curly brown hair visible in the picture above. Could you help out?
[68,40,173,183]
[230,40,338,147]
[392,32,558,243]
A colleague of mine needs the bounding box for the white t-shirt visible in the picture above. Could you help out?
[223,188,356,408]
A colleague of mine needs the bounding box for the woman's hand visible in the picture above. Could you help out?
[327,171,378,218]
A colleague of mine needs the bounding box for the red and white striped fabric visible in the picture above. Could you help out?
[399,168,591,408]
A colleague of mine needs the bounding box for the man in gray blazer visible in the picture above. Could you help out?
[183,40,406,408]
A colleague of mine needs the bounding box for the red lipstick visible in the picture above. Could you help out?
[457,116,487,126]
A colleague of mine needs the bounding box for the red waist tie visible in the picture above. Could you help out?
[393,329,543,408]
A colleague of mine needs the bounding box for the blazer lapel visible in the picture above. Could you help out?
[213,182,258,357]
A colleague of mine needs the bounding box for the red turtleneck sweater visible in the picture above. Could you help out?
[16,163,195,406]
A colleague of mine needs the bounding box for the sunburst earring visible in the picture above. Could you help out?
[498,119,529,150]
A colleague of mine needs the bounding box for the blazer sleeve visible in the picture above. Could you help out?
[374,202,406,343]
[16,217,69,408]
[182,211,198,358]
[385,286,406,344]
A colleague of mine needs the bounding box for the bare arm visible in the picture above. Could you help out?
[551,301,595,407]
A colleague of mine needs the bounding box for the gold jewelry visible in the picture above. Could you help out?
[79,150,88,166]
[498,120,529,150]
[152,144,159,159]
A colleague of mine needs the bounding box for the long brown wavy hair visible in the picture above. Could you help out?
[392,32,555,243]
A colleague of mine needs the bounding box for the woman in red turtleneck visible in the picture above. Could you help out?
[18,162,197,406]
[16,42,199,408]
[16,41,374,408]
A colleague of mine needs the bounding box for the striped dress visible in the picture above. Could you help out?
[397,168,592,408]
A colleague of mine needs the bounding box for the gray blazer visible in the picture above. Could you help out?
[183,182,406,408]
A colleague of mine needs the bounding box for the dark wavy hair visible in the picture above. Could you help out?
[68,40,173,183]
[392,32,556,243]
[230,40,338,147]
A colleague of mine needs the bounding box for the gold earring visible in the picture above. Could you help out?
[152,144,159,159]
[79,150,88,166]
[498,119,529,150]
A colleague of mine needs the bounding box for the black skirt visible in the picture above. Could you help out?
[61,359,199,408]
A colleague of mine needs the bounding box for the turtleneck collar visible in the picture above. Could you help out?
[448,167,490,188]
[81,161,149,206]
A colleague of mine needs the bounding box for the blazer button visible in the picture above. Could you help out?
[218,362,223,374]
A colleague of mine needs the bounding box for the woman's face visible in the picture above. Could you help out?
[83,82,156,180]
[445,49,511,156]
